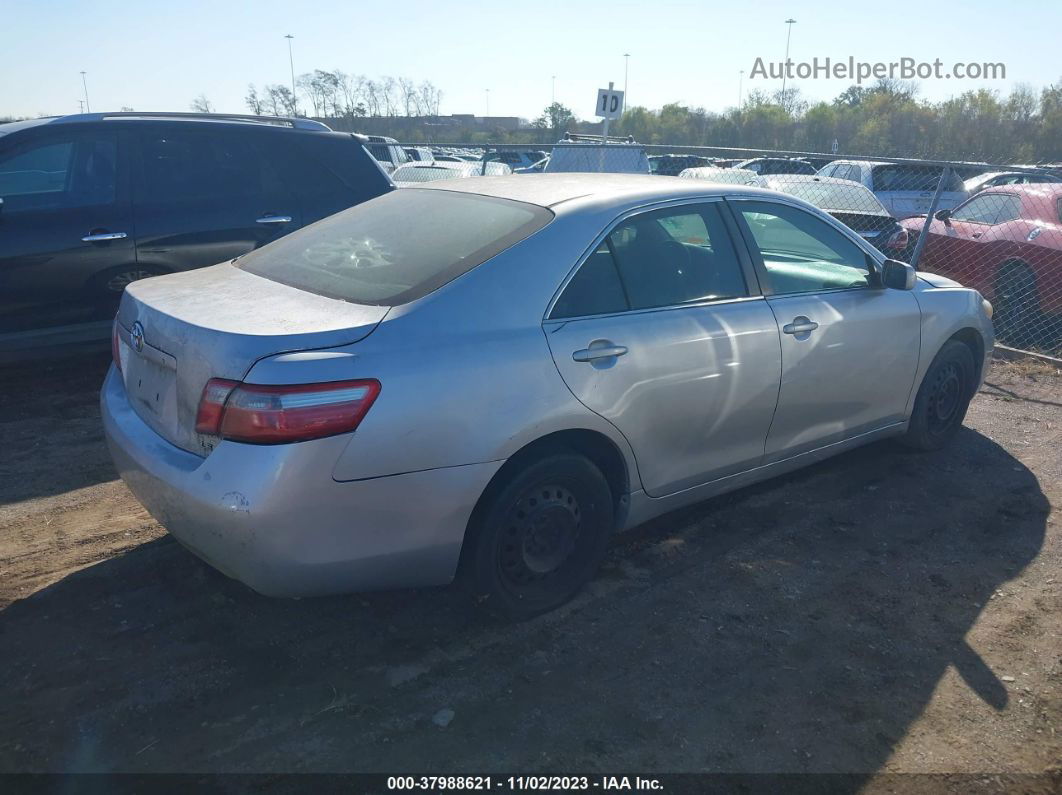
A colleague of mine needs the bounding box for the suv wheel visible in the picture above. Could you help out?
[92,265,168,295]
[461,452,613,620]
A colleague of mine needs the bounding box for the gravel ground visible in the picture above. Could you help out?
[0,353,1059,785]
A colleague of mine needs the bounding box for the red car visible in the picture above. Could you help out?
[901,184,1062,343]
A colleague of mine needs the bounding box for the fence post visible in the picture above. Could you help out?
[909,166,952,270]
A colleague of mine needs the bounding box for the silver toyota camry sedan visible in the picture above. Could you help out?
[102,174,994,618]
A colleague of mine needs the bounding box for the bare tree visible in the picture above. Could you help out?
[245,84,264,115]
[264,85,296,116]
[190,94,214,113]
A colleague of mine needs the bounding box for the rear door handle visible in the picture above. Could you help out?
[81,231,128,242]
[782,317,819,335]
[573,344,628,362]
[256,215,292,225]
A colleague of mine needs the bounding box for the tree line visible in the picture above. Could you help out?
[184,75,1062,163]
[607,79,1062,163]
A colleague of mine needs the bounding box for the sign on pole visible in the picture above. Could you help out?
[595,86,624,120]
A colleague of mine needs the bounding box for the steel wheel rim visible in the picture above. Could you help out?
[927,361,963,435]
[498,484,582,588]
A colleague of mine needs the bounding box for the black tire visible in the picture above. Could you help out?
[994,263,1040,344]
[901,340,976,451]
[460,452,614,620]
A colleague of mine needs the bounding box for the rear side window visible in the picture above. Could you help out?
[551,203,747,318]
[237,189,552,305]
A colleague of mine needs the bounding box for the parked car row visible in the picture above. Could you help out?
[5,111,1057,354]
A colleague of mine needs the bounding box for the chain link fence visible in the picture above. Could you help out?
[381,139,1062,359]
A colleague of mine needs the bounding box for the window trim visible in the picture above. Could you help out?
[543,196,763,322]
[725,195,886,298]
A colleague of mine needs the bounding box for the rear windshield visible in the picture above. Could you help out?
[872,165,965,192]
[236,189,552,305]
[776,180,888,214]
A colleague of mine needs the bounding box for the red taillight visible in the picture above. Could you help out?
[194,378,239,435]
[195,378,380,444]
[885,227,909,251]
[112,320,122,372]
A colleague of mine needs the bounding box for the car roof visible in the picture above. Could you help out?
[766,174,871,189]
[980,182,1062,198]
[0,117,55,136]
[0,112,331,135]
[415,172,785,212]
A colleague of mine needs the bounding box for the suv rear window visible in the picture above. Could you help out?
[872,165,965,192]
[236,189,552,305]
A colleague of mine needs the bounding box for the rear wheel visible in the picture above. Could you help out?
[901,340,976,451]
[461,453,613,620]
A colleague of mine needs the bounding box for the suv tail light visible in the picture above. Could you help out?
[195,378,380,444]
[884,227,909,251]
[112,320,122,372]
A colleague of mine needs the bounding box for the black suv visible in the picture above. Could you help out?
[0,112,393,349]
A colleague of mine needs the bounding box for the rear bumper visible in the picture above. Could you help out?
[101,366,502,597]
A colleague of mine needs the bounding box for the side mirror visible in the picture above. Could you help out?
[934,208,951,223]
[881,259,917,291]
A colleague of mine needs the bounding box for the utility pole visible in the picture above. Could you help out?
[738,70,744,107]
[781,18,796,104]
[284,34,297,116]
[79,71,90,113]
[623,53,630,109]
[551,75,556,105]
[485,88,490,118]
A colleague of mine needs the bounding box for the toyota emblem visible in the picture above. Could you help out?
[130,321,145,353]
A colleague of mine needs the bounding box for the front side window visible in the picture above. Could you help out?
[0,132,116,211]
[238,188,552,305]
[951,193,1022,225]
[138,130,276,201]
[551,203,748,318]
[735,200,872,295]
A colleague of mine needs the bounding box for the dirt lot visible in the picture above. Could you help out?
[0,352,1059,784]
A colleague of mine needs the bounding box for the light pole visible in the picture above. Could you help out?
[284,34,297,116]
[77,99,84,113]
[781,18,796,103]
[79,71,90,113]
[738,70,744,107]
[623,53,630,111]
[551,75,556,105]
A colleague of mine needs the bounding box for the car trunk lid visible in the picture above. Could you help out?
[116,263,388,455]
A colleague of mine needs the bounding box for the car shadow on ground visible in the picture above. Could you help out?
[0,426,1050,780]
[0,352,115,503]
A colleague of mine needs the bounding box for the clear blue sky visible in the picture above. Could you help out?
[3,0,1060,120]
